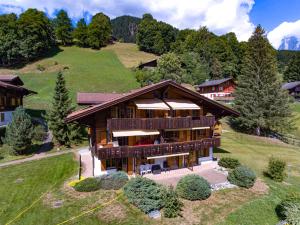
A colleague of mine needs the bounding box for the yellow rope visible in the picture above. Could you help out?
[55,193,122,225]
[5,184,56,225]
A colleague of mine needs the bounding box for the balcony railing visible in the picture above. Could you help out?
[94,137,220,159]
[107,116,215,131]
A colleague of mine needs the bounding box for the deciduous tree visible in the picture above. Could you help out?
[73,18,88,47]
[88,13,111,49]
[53,10,73,46]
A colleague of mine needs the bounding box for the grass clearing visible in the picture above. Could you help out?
[104,42,158,68]
[291,102,300,139]
[0,45,140,110]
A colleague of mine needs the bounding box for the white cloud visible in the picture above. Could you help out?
[268,20,300,49]
[0,0,255,41]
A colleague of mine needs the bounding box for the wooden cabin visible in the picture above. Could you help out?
[0,75,36,126]
[67,80,238,176]
[196,78,236,103]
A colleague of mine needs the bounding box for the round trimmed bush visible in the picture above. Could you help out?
[99,171,128,190]
[218,157,240,169]
[228,166,256,188]
[176,175,211,201]
[74,177,101,192]
[265,157,286,182]
[276,193,300,219]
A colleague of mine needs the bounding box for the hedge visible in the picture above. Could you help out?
[218,157,241,169]
[74,177,101,192]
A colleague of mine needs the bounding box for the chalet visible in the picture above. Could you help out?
[196,78,236,103]
[282,81,300,100]
[66,80,238,176]
[0,75,36,126]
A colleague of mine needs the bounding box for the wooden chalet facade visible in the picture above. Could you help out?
[0,75,36,126]
[67,80,238,176]
[196,78,236,103]
[282,81,300,100]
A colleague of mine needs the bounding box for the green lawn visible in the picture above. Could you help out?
[0,46,140,110]
[291,102,300,139]
[215,130,300,225]
[1,131,300,225]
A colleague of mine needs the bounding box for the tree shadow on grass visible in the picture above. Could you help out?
[214,147,231,154]
[1,46,63,69]
[25,109,46,118]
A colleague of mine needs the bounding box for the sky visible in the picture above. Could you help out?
[0,0,300,49]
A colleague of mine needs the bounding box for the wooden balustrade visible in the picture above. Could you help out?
[107,116,215,131]
[94,137,220,159]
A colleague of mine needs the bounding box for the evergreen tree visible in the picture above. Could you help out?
[4,107,34,154]
[53,10,73,46]
[210,57,223,79]
[88,13,111,49]
[233,25,293,136]
[73,18,88,47]
[284,54,300,82]
[47,72,73,146]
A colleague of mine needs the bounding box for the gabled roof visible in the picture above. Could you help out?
[282,81,300,90]
[0,75,24,86]
[77,93,124,105]
[66,80,239,123]
[197,78,233,88]
[0,81,36,95]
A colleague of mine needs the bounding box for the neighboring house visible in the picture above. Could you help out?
[0,75,36,127]
[66,80,238,176]
[196,78,236,103]
[138,59,158,70]
[282,81,300,100]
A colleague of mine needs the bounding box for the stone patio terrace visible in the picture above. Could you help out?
[143,161,227,186]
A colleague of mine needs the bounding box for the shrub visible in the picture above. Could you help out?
[228,166,256,188]
[218,157,241,169]
[74,177,101,192]
[33,125,47,142]
[163,186,183,218]
[123,177,164,213]
[99,171,128,190]
[284,202,300,225]
[265,157,286,182]
[276,193,300,220]
[36,64,45,71]
[176,175,211,201]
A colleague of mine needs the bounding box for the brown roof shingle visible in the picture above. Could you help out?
[77,92,123,105]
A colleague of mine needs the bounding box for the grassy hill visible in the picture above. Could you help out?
[0,45,148,110]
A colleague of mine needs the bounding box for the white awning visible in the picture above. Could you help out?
[165,99,200,110]
[147,152,189,160]
[113,130,160,137]
[134,99,170,110]
[165,127,210,131]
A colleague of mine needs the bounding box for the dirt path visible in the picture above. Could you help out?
[0,147,88,168]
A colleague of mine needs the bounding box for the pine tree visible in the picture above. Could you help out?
[47,72,73,146]
[284,54,300,82]
[53,10,73,46]
[233,25,293,136]
[73,18,88,47]
[4,107,34,154]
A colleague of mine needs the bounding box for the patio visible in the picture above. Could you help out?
[143,161,227,186]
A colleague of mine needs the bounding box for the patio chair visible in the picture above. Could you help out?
[145,164,152,173]
[151,164,161,174]
[140,165,147,175]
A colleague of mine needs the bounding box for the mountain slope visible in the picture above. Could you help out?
[278,36,300,50]
[111,15,141,43]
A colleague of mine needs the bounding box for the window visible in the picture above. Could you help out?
[145,110,154,118]
[0,113,4,122]
[212,86,215,91]
[127,107,135,118]
[11,98,16,106]
[219,86,223,91]
[17,98,21,106]
[0,97,4,106]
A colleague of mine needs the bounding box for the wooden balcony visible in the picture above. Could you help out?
[107,116,215,131]
[94,137,220,159]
